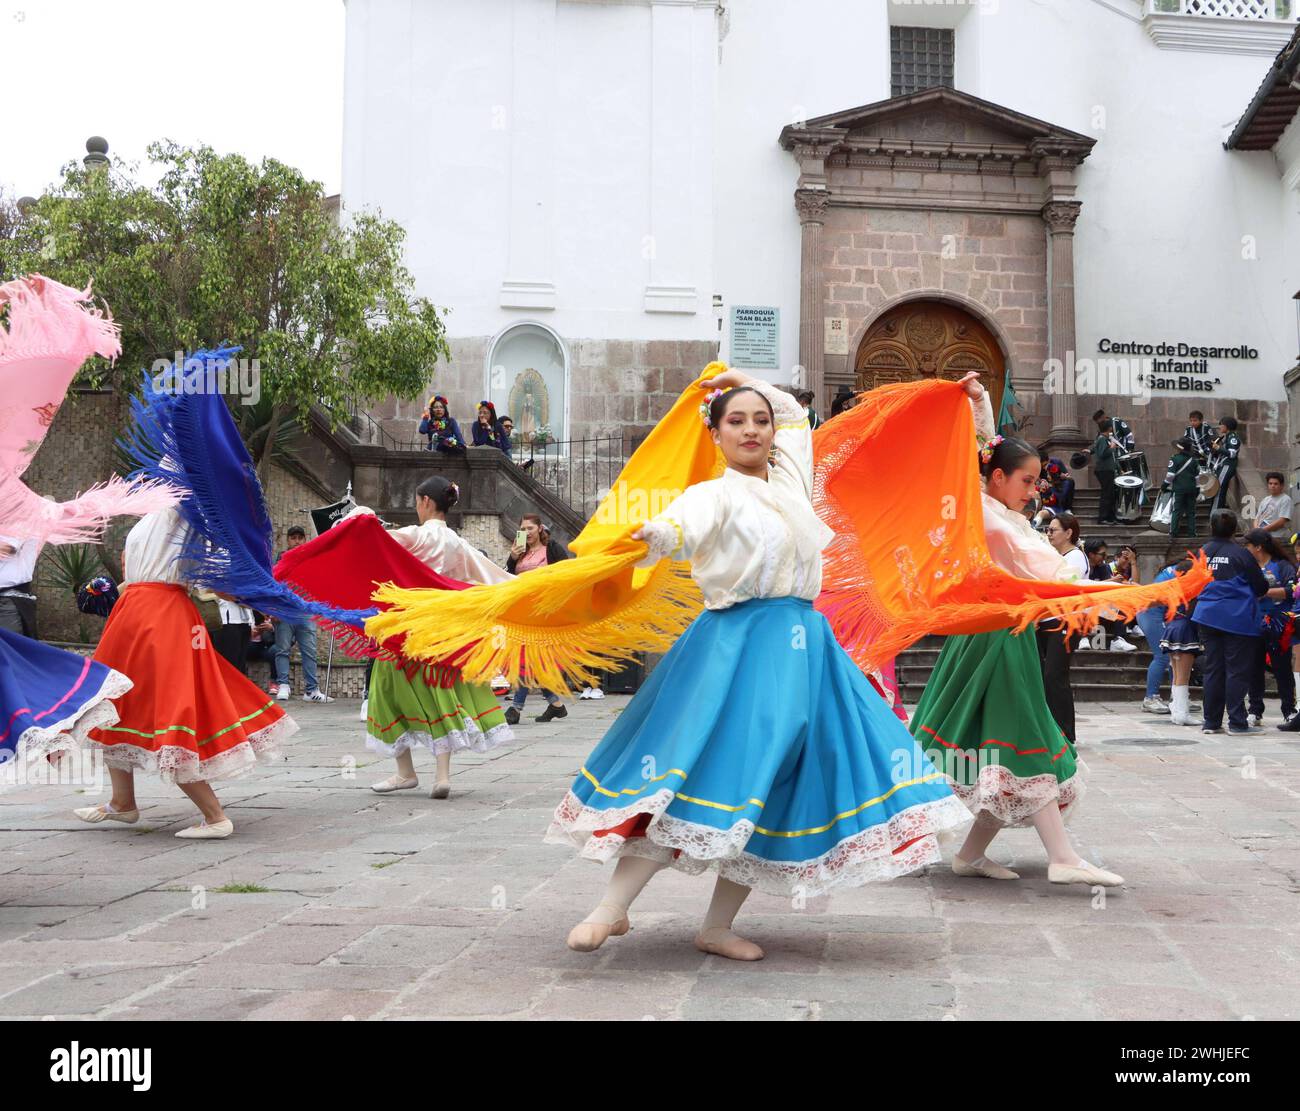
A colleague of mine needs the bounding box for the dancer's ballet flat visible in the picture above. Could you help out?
[174,818,234,840]
[429,781,451,800]
[371,774,419,794]
[695,927,765,961]
[566,904,630,952]
[1048,860,1124,887]
[952,854,1020,880]
[73,803,139,825]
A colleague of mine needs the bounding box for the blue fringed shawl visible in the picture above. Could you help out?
[119,347,377,629]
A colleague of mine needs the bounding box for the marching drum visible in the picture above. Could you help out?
[1148,490,1173,533]
[1114,450,1150,523]
[1196,467,1219,501]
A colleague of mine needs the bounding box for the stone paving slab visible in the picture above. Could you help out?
[1,695,1298,1020]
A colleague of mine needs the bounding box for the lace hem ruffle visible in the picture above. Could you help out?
[944,761,1086,828]
[0,668,133,790]
[366,719,512,758]
[90,713,297,784]
[544,787,972,897]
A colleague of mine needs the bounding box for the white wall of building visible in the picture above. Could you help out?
[343,0,1299,401]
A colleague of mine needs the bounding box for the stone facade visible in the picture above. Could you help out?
[818,208,1049,406]
[363,336,720,453]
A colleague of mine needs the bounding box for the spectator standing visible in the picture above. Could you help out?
[1243,528,1296,728]
[1038,512,1086,742]
[830,385,853,417]
[213,597,255,674]
[419,395,466,455]
[1135,560,1179,715]
[1193,509,1269,734]
[1184,410,1212,462]
[797,390,822,430]
[1162,437,1200,539]
[499,416,515,460]
[273,526,333,703]
[1160,558,1202,726]
[504,513,572,724]
[1209,416,1242,515]
[0,535,41,639]
[1091,419,1122,525]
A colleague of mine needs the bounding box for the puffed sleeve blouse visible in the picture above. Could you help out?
[970,391,1079,584]
[637,380,834,610]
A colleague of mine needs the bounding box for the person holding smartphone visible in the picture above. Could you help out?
[505,514,574,721]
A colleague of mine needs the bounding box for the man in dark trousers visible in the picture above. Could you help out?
[1193,509,1270,735]
[1092,419,1121,525]
[1162,436,1200,538]
[1209,416,1242,515]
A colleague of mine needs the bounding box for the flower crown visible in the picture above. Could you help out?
[978,434,1004,467]
[699,388,726,429]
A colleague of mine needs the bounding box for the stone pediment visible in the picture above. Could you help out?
[780,87,1096,168]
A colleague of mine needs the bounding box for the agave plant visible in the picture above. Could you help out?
[40,544,105,643]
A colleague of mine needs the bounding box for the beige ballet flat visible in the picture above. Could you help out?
[566,907,630,952]
[371,774,419,794]
[73,804,139,825]
[1048,860,1124,887]
[695,928,765,962]
[429,781,451,800]
[174,819,234,840]
[952,854,1020,880]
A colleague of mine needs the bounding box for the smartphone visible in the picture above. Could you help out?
[515,529,527,548]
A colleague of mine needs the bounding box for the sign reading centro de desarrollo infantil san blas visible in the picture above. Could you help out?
[1099,338,1260,394]
[730,306,780,370]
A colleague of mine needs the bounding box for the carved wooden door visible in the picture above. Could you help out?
[855,301,1005,412]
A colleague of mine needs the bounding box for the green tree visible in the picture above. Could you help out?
[1,143,450,480]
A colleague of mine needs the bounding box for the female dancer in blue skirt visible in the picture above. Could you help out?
[546,369,969,960]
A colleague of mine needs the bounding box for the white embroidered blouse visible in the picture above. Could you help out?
[971,392,1080,584]
[346,510,513,586]
[123,507,193,585]
[637,380,835,610]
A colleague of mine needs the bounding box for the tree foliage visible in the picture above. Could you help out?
[0,143,450,473]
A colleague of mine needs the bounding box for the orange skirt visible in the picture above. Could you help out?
[87,582,297,783]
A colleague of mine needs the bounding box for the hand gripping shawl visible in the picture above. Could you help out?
[0,275,178,541]
[812,378,1211,673]
[118,348,375,629]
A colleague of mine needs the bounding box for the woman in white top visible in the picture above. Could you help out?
[347,476,513,800]
[1039,510,1088,744]
[72,507,298,838]
[547,369,969,961]
[909,379,1124,889]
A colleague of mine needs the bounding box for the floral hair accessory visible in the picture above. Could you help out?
[978,434,1004,467]
[699,388,726,429]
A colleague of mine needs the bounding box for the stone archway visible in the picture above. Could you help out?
[855,299,1006,412]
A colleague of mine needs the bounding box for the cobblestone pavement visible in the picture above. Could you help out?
[1,694,1297,1020]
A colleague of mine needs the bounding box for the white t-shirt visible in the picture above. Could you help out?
[1257,493,1293,531]
[0,535,41,590]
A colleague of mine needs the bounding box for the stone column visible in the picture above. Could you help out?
[1042,200,1087,448]
[796,188,830,404]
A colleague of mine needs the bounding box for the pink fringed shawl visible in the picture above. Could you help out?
[0,275,178,542]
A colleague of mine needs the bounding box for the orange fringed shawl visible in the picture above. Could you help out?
[365,365,728,693]
[813,378,1211,673]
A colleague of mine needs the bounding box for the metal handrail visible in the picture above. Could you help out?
[514,435,626,514]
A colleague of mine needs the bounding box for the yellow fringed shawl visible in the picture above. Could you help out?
[366,363,729,693]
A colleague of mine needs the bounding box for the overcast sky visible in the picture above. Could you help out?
[2,0,345,199]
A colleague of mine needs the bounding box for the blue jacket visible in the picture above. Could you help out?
[1192,539,1270,636]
